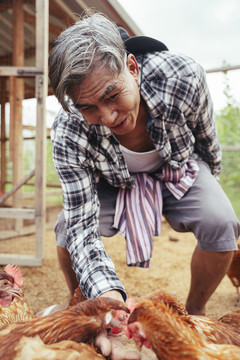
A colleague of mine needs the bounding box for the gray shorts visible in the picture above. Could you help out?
[55,160,239,252]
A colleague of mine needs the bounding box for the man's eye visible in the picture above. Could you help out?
[80,106,90,112]
[109,93,119,100]
[75,104,90,112]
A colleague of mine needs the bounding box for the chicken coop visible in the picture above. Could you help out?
[0,0,142,266]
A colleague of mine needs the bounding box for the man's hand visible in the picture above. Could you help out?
[95,330,141,360]
[95,290,141,360]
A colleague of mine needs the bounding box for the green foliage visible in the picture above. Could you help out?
[215,69,240,219]
[220,151,240,219]
[216,105,240,145]
[46,137,60,186]
[215,69,240,146]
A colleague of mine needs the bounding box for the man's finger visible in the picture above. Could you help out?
[110,337,141,360]
[95,330,112,357]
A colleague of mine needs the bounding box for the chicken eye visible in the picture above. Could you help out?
[1,280,9,287]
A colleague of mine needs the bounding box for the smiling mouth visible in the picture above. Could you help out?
[110,118,126,130]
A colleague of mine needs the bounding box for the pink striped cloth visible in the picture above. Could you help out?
[113,159,199,267]
[157,159,200,200]
[114,173,162,267]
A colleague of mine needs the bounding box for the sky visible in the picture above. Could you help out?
[118,0,240,111]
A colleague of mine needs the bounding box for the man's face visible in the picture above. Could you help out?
[69,54,140,136]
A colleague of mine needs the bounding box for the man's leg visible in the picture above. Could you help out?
[57,246,79,297]
[163,160,239,315]
[185,247,234,315]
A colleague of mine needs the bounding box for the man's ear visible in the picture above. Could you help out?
[126,53,139,81]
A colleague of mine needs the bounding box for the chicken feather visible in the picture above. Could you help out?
[6,335,105,360]
[134,291,240,346]
[0,297,129,359]
[127,298,240,360]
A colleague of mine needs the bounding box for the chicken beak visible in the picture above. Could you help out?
[8,289,23,299]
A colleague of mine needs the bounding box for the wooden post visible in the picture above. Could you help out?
[34,0,49,261]
[0,169,35,205]
[11,0,24,230]
[0,78,7,194]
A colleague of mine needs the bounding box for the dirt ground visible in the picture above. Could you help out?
[0,206,239,320]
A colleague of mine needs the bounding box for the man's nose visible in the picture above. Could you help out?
[99,107,118,126]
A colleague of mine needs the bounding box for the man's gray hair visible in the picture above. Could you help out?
[49,12,127,112]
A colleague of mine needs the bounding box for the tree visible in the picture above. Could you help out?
[215,68,240,217]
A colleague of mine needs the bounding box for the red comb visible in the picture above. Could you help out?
[4,264,23,288]
[126,298,136,313]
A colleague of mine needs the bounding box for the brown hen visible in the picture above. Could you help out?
[0,296,129,359]
[0,265,35,326]
[127,291,240,346]
[69,285,87,308]
[147,290,189,316]
[127,298,240,360]
[219,309,240,331]
[4,335,105,360]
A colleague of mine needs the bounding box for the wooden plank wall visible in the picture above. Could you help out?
[10,0,24,231]
[0,0,49,266]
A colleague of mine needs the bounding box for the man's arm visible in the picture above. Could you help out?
[51,121,126,300]
[190,65,222,175]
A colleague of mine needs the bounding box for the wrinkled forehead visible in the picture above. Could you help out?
[69,65,128,103]
[68,53,127,90]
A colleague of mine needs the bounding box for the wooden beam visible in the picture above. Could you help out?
[54,0,80,21]
[24,189,62,199]
[9,76,14,162]
[5,181,61,189]
[0,254,42,266]
[0,222,55,240]
[206,65,240,73]
[0,208,35,219]
[221,145,240,151]
[0,66,43,77]
[0,78,7,194]
[0,226,36,240]
[13,0,24,65]
[12,0,25,230]
[34,0,49,261]
[49,0,76,27]
[24,11,62,36]
[0,169,35,204]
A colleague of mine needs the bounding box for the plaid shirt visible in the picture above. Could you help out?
[51,51,221,300]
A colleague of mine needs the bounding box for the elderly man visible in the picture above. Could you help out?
[45,12,240,360]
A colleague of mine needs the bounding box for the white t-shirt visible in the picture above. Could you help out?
[120,144,164,173]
